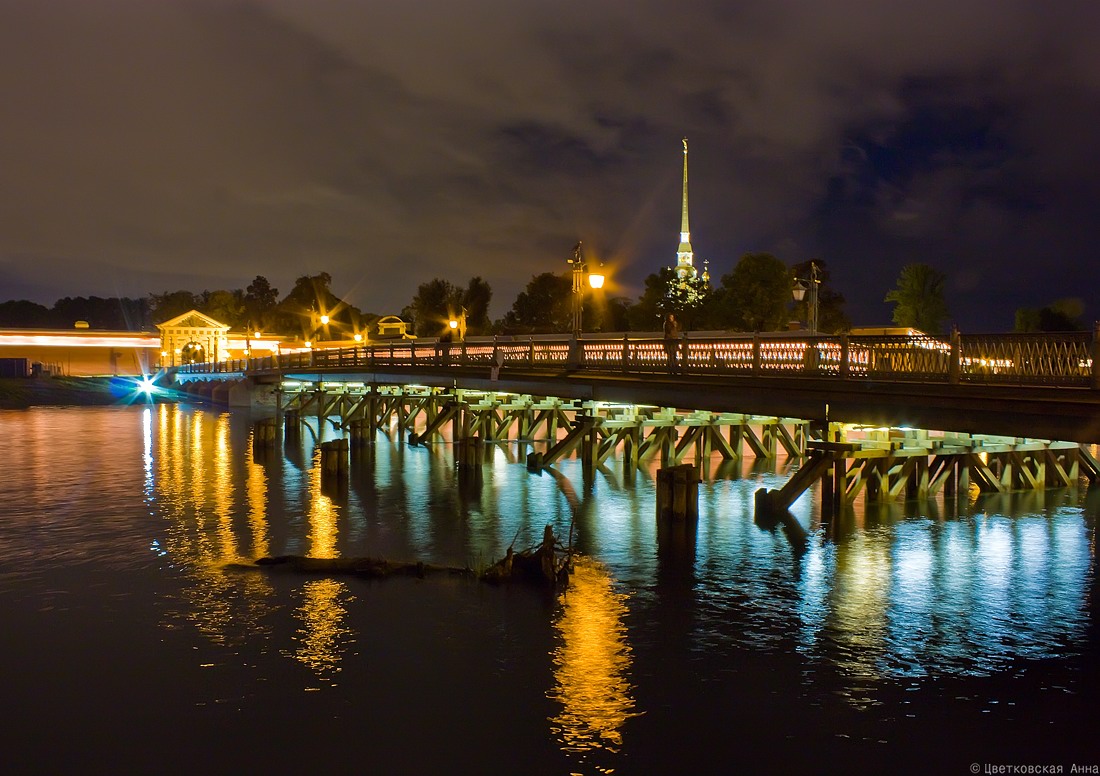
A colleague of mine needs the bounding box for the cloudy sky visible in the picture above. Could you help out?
[1,0,1098,330]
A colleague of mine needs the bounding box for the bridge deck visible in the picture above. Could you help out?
[171,330,1100,444]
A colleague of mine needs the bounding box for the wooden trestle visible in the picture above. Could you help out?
[756,429,1100,517]
[276,384,1100,512]
[276,383,808,477]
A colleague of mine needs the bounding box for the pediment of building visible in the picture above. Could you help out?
[155,309,230,332]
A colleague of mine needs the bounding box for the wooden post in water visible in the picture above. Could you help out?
[254,417,279,447]
[454,405,483,469]
[320,439,349,477]
[656,463,699,523]
[284,409,300,440]
[349,418,371,447]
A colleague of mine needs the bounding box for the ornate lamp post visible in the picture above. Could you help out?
[567,241,606,337]
[792,261,821,335]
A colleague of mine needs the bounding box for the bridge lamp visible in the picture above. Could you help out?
[319,315,330,325]
[567,241,606,336]
[305,340,313,349]
[792,261,820,335]
[354,333,363,343]
[448,308,467,340]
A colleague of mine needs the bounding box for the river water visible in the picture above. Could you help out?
[1,403,1097,775]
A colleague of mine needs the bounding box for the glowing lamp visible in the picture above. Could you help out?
[449,319,459,330]
[588,272,606,290]
[354,333,363,342]
[320,315,330,325]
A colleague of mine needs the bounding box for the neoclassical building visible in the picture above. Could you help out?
[155,310,230,367]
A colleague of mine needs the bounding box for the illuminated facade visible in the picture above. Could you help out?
[156,309,231,367]
[0,328,159,376]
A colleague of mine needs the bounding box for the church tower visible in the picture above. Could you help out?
[675,137,697,280]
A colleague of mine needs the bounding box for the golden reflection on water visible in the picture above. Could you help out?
[154,405,276,645]
[245,433,270,559]
[307,453,339,558]
[289,578,354,682]
[549,557,639,756]
[213,413,237,562]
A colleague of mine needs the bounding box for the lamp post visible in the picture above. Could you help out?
[792,261,820,335]
[567,241,606,337]
[448,307,467,341]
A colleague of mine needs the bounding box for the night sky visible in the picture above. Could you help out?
[2,0,1098,331]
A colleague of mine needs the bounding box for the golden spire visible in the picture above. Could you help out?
[675,137,695,279]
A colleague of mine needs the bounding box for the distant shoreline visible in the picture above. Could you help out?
[0,376,132,409]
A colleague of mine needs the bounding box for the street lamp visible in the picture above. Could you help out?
[792,261,820,335]
[448,307,467,341]
[567,241,606,337]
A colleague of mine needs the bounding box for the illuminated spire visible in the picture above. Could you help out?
[675,137,696,280]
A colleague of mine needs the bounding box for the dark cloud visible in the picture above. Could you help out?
[1,0,1097,330]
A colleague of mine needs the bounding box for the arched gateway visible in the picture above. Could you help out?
[156,310,229,368]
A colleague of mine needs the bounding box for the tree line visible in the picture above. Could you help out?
[0,257,1087,337]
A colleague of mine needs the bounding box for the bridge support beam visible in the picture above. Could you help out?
[756,437,1096,520]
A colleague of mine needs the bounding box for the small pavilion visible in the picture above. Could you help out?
[156,310,230,367]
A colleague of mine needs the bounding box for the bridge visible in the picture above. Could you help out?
[170,329,1100,515]
[173,328,1100,443]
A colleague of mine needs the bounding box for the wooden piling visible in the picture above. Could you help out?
[254,417,279,447]
[455,437,484,467]
[284,409,301,439]
[320,439,349,476]
[349,418,372,447]
[657,463,699,522]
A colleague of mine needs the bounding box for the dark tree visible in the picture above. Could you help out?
[200,289,247,329]
[884,262,949,334]
[502,272,572,333]
[403,278,462,337]
[149,290,202,325]
[244,276,280,332]
[627,268,673,331]
[462,277,493,335]
[711,253,791,331]
[0,300,53,328]
[1015,298,1085,332]
[272,273,361,339]
[627,267,709,330]
[49,296,149,330]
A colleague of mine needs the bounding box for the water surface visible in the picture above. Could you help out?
[1,404,1096,774]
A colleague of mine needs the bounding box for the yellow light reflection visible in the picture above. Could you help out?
[548,557,639,755]
[289,578,354,681]
[213,414,237,562]
[246,434,271,560]
[307,454,339,558]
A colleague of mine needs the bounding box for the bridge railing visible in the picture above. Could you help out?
[959,331,1094,386]
[171,329,1099,389]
